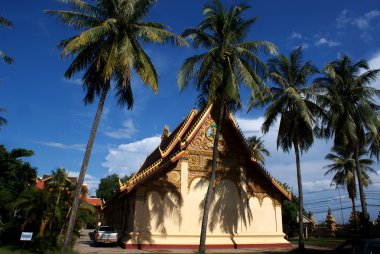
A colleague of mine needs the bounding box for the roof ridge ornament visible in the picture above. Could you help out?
[161,124,170,142]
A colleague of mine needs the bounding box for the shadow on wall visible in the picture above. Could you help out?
[133,177,183,245]
[194,172,253,236]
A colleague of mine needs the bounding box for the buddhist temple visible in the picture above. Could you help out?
[102,105,291,249]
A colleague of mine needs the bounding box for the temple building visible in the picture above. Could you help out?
[103,105,291,249]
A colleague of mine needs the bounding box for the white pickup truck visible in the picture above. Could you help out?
[94,226,118,247]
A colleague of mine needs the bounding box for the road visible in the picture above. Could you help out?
[74,229,330,253]
[73,229,134,254]
[74,230,191,253]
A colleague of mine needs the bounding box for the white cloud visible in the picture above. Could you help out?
[367,51,380,90]
[288,31,302,40]
[353,10,380,30]
[102,107,110,120]
[236,116,336,192]
[235,116,265,137]
[102,136,161,175]
[61,78,82,86]
[67,171,99,196]
[235,115,380,223]
[315,38,340,47]
[105,119,138,139]
[368,52,380,69]
[336,9,380,30]
[303,178,332,191]
[39,141,85,151]
[300,43,309,49]
[336,9,350,28]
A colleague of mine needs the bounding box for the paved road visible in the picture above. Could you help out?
[74,229,131,254]
[74,229,332,253]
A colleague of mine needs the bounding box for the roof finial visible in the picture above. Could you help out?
[161,124,170,142]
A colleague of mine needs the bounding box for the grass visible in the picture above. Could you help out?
[0,245,79,254]
[289,237,347,248]
[0,245,36,254]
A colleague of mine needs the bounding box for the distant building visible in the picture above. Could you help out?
[103,105,292,250]
[36,175,103,224]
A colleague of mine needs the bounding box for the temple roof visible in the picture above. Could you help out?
[122,105,291,200]
[86,197,103,207]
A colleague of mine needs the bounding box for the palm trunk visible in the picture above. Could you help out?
[58,206,72,242]
[40,218,49,236]
[62,86,109,250]
[50,188,62,232]
[354,147,369,237]
[351,197,358,237]
[198,103,225,253]
[294,142,304,250]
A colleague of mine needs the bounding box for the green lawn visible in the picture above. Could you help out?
[0,245,36,254]
[0,246,79,254]
[289,238,346,248]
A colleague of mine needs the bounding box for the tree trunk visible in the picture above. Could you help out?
[198,103,225,253]
[62,87,109,250]
[354,147,369,237]
[40,218,49,236]
[351,197,359,237]
[294,142,304,250]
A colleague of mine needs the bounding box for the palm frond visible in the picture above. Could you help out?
[136,23,188,47]
[61,19,116,56]
[45,10,100,30]
[131,38,158,93]
[0,16,12,27]
[0,50,14,64]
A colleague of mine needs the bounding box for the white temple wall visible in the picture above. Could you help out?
[128,158,287,246]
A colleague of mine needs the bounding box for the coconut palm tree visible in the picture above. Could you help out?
[315,55,380,231]
[246,135,270,164]
[0,16,13,64]
[250,47,319,250]
[324,146,375,233]
[0,107,7,129]
[47,0,186,249]
[177,1,277,252]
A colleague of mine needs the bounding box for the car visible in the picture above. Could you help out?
[336,238,380,254]
[93,225,118,247]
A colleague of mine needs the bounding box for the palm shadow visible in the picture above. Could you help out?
[128,173,183,247]
[194,156,253,239]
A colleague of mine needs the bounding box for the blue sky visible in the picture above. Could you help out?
[1,0,380,223]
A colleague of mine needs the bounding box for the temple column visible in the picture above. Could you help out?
[133,187,147,238]
[180,157,189,197]
[179,157,188,234]
[275,204,283,233]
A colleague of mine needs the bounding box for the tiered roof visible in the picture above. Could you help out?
[121,105,291,200]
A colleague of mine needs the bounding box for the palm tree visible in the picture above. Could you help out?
[177,1,277,252]
[0,107,7,129]
[315,55,380,231]
[246,135,270,164]
[11,187,50,235]
[251,47,319,250]
[324,146,375,233]
[0,16,13,64]
[47,0,186,249]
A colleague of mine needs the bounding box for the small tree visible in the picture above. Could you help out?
[325,207,337,238]
[349,210,360,230]
[246,136,270,165]
[96,174,132,203]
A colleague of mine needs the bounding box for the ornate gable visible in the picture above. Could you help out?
[121,104,290,201]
